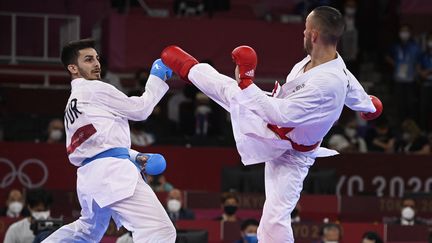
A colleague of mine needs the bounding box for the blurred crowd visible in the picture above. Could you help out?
[4,186,432,242]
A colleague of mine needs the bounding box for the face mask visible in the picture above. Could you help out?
[7,201,23,216]
[49,129,63,140]
[399,31,410,42]
[345,128,356,138]
[244,233,258,243]
[167,199,181,213]
[224,205,238,215]
[402,132,411,141]
[32,210,50,220]
[196,105,211,115]
[401,206,415,220]
[345,7,356,16]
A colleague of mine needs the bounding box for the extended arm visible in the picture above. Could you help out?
[344,69,383,120]
[93,59,171,121]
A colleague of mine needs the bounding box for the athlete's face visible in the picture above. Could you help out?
[69,48,101,80]
[303,14,315,55]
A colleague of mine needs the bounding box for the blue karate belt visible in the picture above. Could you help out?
[81,147,130,166]
[81,147,147,181]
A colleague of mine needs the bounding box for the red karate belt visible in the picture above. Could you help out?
[267,124,319,152]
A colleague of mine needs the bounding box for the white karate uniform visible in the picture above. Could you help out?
[187,54,375,243]
[43,75,176,243]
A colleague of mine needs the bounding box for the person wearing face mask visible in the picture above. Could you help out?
[328,117,367,153]
[391,196,425,226]
[417,33,432,131]
[45,118,64,144]
[1,189,29,218]
[385,24,421,122]
[365,116,396,153]
[215,192,240,222]
[234,218,259,243]
[4,188,53,243]
[395,118,430,154]
[165,188,195,222]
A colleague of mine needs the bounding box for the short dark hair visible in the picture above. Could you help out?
[221,192,239,204]
[241,218,259,231]
[26,188,53,209]
[362,231,383,243]
[61,38,96,70]
[311,6,345,45]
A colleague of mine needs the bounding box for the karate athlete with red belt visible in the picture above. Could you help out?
[161,6,383,243]
[43,39,176,243]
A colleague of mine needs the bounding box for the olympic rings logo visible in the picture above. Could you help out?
[0,157,49,189]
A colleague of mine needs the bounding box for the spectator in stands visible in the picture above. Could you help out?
[361,231,383,243]
[4,188,53,243]
[417,32,432,131]
[45,118,65,144]
[215,192,240,222]
[395,118,430,154]
[167,85,196,127]
[365,116,396,153]
[385,24,421,121]
[392,196,424,226]
[143,105,177,143]
[166,188,195,222]
[0,189,28,218]
[195,92,212,136]
[234,218,259,243]
[129,121,155,146]
[147,174,174,192]
[328,117,367,153]
[317,223,341,243]
[134,67,150,89]
[341,0,359,75]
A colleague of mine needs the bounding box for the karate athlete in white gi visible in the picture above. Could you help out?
[43,39,176,242]
[161,6,383,243]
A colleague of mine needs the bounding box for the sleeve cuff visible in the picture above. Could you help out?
[128,149,140,161]
[233,83,261,106]
[146,75,169,93]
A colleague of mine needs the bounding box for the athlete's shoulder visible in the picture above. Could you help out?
[79,79,118,92]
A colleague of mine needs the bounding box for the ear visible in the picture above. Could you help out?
[311,30,319,43]
[67,64,78,74]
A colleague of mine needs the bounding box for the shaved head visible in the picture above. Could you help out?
[309,6,345,45]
